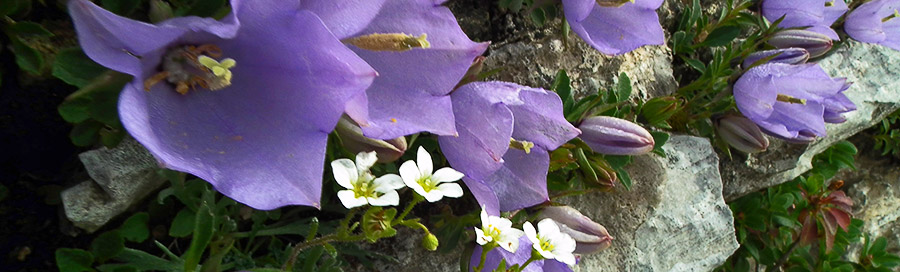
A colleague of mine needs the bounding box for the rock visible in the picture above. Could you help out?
[561,135,738,272]
[839,148,900,257]
[720,41,900,201]
[61,138,165,232]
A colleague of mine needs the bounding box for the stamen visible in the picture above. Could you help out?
[776,94,807,105]
[883,9,900,22]
[509,138,535,154]
[198,55,236,89]
[825,0,833,7]
[343,33,431,52]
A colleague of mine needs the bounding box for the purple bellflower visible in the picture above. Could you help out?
[69,0,376,210]
[302,0,489,139]
[733,63,854,142]
[845,0,900,51]
[561,0,665,55]
[762,0,848,40]
[470,236,573,272]
[438,82,580,216]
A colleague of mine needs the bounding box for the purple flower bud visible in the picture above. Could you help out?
[714,115,770,153]
[768,29,833,57]
[335,116,407,163]
[742,48,810,68]
[762,0,848,40]
[578,116,654,155]
[538,206,613,255]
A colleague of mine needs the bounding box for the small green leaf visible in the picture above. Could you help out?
[53,47,108,88]
[11,21,53,37]
[169,208,195,238]
[119,212,150,243]
[91,231,125,262]
[101,0,140,16]
[184,200,215,272]
[529,8,546,27]
[615,73,632,103]
[10,38,44,75]
[56,248,94,272]
[507,0,524,12]
[70,120,103,147]
[58,96,93,123]
[99,127,127,148]
[698,25,741,47]
[650,131,669,157]
[113,248,182,270]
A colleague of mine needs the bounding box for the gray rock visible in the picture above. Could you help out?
[61,137,165,232]
[840,150,900,257]
[721,41,900,201]
[562,135,738,272]
[484,33,677,101]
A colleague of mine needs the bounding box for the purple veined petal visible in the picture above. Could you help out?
[483,148,551,212]
[438,83,514,182]
[762,0,824,28]
[823,110,847,123]
[882,15,900,50]
[765,64,846,101]
[507,86,582,150]
[299,0,388,39]
[821,91,856,114]
[462,177,502,216]
[734,67,779,122]
[845,0,900,50]
[823,0,849,25]
[119,4,375,210]
[563,0,665,55]
[542,259,575,272]
[334,0,488,139]
[68,0,187,76]
[470,236,545,272]
[803,24,840,41]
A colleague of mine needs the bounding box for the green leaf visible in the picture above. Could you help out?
[615,73,632,103]
[507,0,524,12]
[99,127,127,148]
[362,207,398,242]
[101,0,140,16]
[58,96,93,123]
[91,231,125,262]
[56,248,94,272]
[771,214,797,228]
[169,208,196,238]
[119,212,150,243]
[529,8,546,27]
[683,58,706,73]
[10,38,44,75]
[70,120,103,147]
[649,131,669,156]
[183,200,215,272]
[185,0,226,17]
[53,47,108,88]
[770,194,794,210]
[113,248,182,270]
[552,70,573,112]
[698,25,741,47]
[10,21,53,37]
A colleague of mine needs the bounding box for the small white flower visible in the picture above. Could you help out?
[332,151,405,209]
[399,146,465,202]
[524,218,577,266]
[474,208,524,253]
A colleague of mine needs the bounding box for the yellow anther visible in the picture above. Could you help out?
[343,33,431,52]
[509,138,535,154]
[198,55,236,86]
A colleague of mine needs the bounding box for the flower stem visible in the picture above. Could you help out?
[283,208,359,270]
[394,194,423,224]
[474,243,496,272]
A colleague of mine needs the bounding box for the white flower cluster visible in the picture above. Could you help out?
[331,147,465,209]
[474,208,577,267]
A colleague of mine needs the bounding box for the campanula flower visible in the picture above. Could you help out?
[399,146,465,202]
[714,115,770,153]
[69,0,376,209]
[762,0,848,40]
[844,0,900,51]
[303,0,489,139]
[332,151,405,209]
[733,63,854,141]
[438,82,580,215]
[767,29,833,58]
[578,116,655,155]
[561,0,665,55]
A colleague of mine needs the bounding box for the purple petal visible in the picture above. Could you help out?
[339,0,488,139]
[563,0,665,55]
[823,0,849,25]
[507,86,581,150]
[484,148,551,211]
[846,0,900,50]
[762,0,843,40]
[120,5,375,209]
[742,48,810,68]
[439,84,515,182]
[299,0,388,39]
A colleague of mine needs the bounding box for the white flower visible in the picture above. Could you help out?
[524,218,577,266]
[399,146,465,202]
[474,208,524,253]
[332,151,405,209]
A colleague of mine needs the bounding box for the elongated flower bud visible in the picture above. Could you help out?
[714,115,769,153]
[742,48,810,68]
[538,206,613,255]
[335,116,407,163]
[768,29,833,58]
[578,116,654,155]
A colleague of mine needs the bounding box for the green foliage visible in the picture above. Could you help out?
[58,71,131,148]
[497,0,559,27]
[873,109,900,158]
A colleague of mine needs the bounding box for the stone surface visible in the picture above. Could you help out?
[562,135,738,272]
[61,138,165,232]
[838,147,900,257]
[371,136,738,272]
[720,41,900,201]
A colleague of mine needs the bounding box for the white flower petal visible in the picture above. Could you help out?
[416,146,433,178]
[431,167,464,183]
[556,252,577,266]
[368,190,400,206]
[523,222,539,245]
[474,228,491,245]
[337,190,367,209]
[492,216,513,231]
[537,218,561,236]
[355,151,377,173]
[436,183,464,198]
[480,208,490,230]
[373,174,405,191]
[399,160,421,188]
[498,236,519,253]
[331,159,357,189]
[555,232,578,253]
[423,190,444,202]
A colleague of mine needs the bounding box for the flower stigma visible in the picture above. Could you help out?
[343,33,431,52]
[509,138,535,154]
[143,44,237,95]
[883,9,900,23]
[776,94,807,105]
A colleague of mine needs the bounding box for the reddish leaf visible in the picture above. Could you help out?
[799,212,818,246]
[826,208,851,230]
[826,191,853,212]
[822,211,837,251]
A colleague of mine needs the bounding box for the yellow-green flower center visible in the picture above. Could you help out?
[538,236,556,252]
[417,176,439,192]
[352,178,380,198]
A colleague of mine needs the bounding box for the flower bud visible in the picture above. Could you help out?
[335,116,407,163]
[714,115,769,153]
[578,116,654,155]
[421,233,439,251]
[640,96,680,127]
[538,206,613,255]
[767,29,833,58]
[148,0,174,23]
[742,48,810,68]
[453,56,486,90]
[592,158,618,188]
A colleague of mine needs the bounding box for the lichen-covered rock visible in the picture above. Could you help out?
[721,41,900,201]
[61,137,165,232]
[561,135,738,272]
[840,150,900,257]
